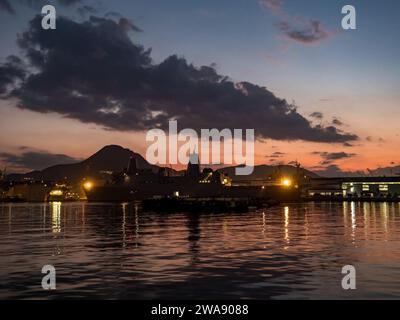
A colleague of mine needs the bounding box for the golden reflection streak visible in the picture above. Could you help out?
[343,201,348,229]
[351,201,356,243]
[284,206,290,245]
[382,202,388,238]
[51,202,61,233]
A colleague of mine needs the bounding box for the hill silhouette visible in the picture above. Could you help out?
[6,145,164,182]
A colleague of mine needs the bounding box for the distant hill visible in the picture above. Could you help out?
[368,166,400,177]
[6,145,176,182]
[218,164,319,181]
[312,165,400,178]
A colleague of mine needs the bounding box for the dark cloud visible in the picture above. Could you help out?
[102,11,143,31]
[118,17,143,32]
[1,15,358,143]
[332,118,344,126]
[315,152,356,160]
[0,56,26,95]
[277,20,330,44]
[0,0,14,14]
[267,151,285,159]
[313,151,356,161]
[0,150,81,170]
[260,0,331,45]
[309,112,323,120]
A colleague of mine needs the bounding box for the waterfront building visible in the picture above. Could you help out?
[308,177,400,200]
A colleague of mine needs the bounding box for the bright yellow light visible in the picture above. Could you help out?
[281,178,292,187]
[83,182,93,190]
[50,190,63,196]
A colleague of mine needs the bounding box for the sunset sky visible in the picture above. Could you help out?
[0,0,399,176]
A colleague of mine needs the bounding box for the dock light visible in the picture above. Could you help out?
[281,178,292,187]
[50,190,63,196]
[83,181,93,190]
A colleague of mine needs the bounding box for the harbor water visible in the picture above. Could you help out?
[1,201,400,299]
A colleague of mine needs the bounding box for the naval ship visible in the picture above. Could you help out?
[84,153,302,203]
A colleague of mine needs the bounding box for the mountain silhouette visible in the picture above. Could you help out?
[6,145,164,182]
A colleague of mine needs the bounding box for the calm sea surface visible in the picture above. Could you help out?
[1,201,400,300]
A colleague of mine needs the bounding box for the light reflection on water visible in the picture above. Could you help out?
[1,202,400,299]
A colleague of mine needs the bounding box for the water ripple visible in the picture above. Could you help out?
[1,202,400,299]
